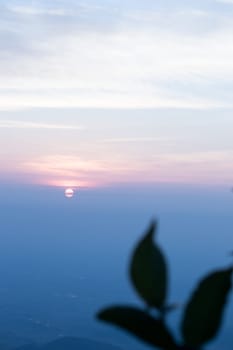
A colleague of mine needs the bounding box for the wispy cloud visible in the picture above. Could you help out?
[215,0,233,4]
[0,121,85,130]
[7,5,71,16]
[102,137,169,143]
[1,1,233,109]
[6,149,231,188]
[149,151,233,183]
[22,154,139,187]
[152,151,233,164]
[7,2,110,17]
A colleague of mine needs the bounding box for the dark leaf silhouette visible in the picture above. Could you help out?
[130,221,167,309]
[98,306,177,349]
[181,268,232,347]
[97,219,233,349]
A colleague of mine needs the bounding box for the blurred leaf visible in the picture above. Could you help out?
[130,221,168,309]
[97,306,177,349]
[181,268,232,347]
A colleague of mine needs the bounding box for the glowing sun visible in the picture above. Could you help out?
[65,188,74,198]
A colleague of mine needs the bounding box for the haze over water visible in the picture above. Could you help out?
[0,183,232,349]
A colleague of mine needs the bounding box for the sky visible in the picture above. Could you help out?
[0,3,233,348]
[0,0,233,188]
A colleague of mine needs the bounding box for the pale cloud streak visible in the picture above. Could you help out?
[215,0,233,4]
[102,137,169,143]
[0,120,85,130]
[7,5,71,16]
[142,151,233,185]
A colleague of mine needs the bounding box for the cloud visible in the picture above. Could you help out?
[22,154,139,187]
[215,0,233,4]
[102,137,169,143]
[0,120,85,130]
[3,148,231,188]
[7,4,70,16]
[152,151,233,164]
[1,1,233,109]
[7,2,109,16]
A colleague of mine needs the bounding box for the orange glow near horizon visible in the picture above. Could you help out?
[22,167,233,189]
[45,178,97,189]
[1,160,233,189]
[1,150,233,189]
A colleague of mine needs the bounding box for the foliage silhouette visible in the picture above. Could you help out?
[130,222,167,310]
[97,221,232,350]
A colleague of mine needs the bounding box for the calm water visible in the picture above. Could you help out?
[0,184,232,349]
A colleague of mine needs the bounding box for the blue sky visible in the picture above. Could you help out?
[0,0,233,187]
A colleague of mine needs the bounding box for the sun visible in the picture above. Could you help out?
[65,188,74,198]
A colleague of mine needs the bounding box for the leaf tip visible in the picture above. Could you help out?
[146,219,158,240]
